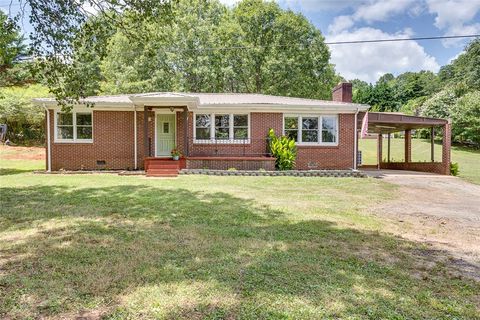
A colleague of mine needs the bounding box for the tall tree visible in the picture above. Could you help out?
[100,0,337,99]
[25,0,172,107]
[0,12,26,70]
[439,39,480,90]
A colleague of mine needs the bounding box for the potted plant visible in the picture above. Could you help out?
[171,148,181,161]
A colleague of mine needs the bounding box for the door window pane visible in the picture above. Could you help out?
[163,122,170,134]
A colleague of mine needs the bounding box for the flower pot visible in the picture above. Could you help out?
[172,155,180,161]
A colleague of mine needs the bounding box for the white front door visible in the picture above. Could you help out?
[156,114,176,156]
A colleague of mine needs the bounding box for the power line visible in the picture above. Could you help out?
[325,34,480,45]
[159,34,480,52]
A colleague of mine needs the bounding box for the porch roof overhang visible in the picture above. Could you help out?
[358,112,449,134]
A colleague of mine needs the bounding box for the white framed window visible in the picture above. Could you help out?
[194,113,250,143]
[283,114,338,146]
[54,110,93,143]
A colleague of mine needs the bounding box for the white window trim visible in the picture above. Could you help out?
[283,114,339,146]
[193,113,250,144]
[54,110,93,143]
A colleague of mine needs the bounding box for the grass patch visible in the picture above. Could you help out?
[359,138,480,184]
[1,149,479,319]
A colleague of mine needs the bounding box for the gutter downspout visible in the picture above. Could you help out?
[353,108,359,170]
[133,105,138,170]
[43,103,52,172]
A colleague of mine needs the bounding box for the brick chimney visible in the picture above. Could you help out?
[332,82,352,103]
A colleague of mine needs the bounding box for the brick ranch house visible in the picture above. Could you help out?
[34,83,452,176]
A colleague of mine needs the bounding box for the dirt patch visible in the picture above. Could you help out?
[0,146,45,160]
[369,171,480,280]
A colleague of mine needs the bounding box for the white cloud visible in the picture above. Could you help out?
[353,0,416,23]
[326,0,417,34]
[281,0,361,12]
[426,0,480,47]
[327,28,440,83]
[427,0,480,29]
[328,15,354,34]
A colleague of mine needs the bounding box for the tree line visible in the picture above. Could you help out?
[351,39,480,145]
[0,0,479,145]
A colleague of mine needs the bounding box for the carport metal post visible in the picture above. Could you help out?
[431,127,435,162]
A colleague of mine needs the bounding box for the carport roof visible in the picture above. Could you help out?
[359,112,449,134]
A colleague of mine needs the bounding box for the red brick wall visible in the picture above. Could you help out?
[380,162,447,175]
[178,112,355,170]
[48,110,154,171]
[295,114,355,170]
[177,112,283,157]
[48,109,356,171]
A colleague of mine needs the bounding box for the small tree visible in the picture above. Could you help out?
[268,129,297,170]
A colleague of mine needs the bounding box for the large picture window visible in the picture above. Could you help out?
[55,111,93,142]
[194,113,249,143]
[283,115,338,145]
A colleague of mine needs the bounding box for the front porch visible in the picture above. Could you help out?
[140,106,275,176]
[144,156,275,177]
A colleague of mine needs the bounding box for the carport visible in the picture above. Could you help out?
[358,112,451,175]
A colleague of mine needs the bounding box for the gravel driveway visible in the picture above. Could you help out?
[365,170,480,280]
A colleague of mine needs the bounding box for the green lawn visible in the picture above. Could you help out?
[1,152,479,319]
[359,138,480,184]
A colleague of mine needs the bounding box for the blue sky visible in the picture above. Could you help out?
[269,0,480,82]
[2,0,480,83]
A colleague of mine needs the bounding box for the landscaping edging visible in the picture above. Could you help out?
[180,169,367,178]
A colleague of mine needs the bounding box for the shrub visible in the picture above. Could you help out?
[450,162,459,176]
[268,129,297,170]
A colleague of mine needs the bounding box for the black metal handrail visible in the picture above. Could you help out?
[185,136,272,157]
